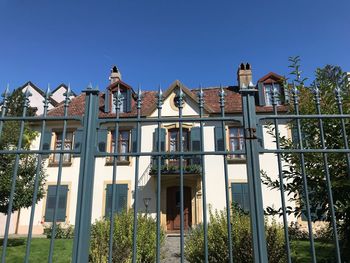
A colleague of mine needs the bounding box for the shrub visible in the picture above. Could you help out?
[43,223,74,239]
[288,221,309,240]
[185,206,286,263]
[89,211,165,263]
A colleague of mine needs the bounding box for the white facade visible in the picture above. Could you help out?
[10,85,296,236]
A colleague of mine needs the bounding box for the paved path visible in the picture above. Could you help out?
[161,236,189,263]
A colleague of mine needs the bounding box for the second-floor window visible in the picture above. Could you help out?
[228,127,244,159]
[168,128,189,166]
[264,83,282,106]
[111,130,130,162]
[52,132,73,164]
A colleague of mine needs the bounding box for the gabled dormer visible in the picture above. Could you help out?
[256,72,287,106]
[104,66,134,113]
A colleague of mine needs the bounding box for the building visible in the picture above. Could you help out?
[3,64,295,235]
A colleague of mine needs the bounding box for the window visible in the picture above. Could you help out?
[110,130,130,162]
[52,132,73,164]
[44,185,68,222]
[105,184,128,217]
[264,83,282,106]
[231,183,249,212]
[168,128,189,166]
[111,90,127,113]
[228,127,245,159]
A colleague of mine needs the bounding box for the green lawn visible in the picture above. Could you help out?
[0,238,73,263]
[0,238,338,262]
[291,240,336,263]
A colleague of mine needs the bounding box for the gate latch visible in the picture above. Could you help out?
[245,128,257,139]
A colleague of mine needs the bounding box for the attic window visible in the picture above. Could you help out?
[111,90,127,113]
[264,83,282,106]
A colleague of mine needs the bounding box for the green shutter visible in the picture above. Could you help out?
[73,128,84,157]
[231,183,249,212]
[214,127,224,151]
[97,128,108,152]
[131,129,138,153]
[45,185,68,222]
[153,128,166,152]
[105,184,128,217]
[256,123,264,149]
[42,129,52,155]
[190,127,201,165]
[126,89,131,112]
[104,91,110,113]
[257,82,266,106]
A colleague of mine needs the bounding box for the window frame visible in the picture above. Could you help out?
[50,131,73,166]
[263,82,282,106]
[107,129,131,164]
[227,126,246,162]
[167,128,189,166]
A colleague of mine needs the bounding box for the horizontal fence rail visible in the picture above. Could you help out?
[0,80,348,263]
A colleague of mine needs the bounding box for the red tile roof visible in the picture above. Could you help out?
[47,85,287,117]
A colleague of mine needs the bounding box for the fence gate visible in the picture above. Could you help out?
[0,82,346,263]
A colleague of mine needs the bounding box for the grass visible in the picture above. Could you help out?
[0,238,73,263]
[291,240,336,263]
[0,238,338,262]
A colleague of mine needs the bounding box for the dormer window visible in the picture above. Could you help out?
[264,83,282,106]
[111,90,127,113]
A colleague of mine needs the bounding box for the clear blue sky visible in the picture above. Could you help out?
[0,0,349,93]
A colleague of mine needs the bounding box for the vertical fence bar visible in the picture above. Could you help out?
[198,87,209,263]
[48,88,72,263]
[0,86,10,138]
[291,85,317,263]
[335,86,350,178]
[313,86,341,262]
[24,86,51,263]
[72,87,99,263]
[240,83,268,263]
[178,87,185,263]
[271,85,292,263]
[132,87,142,263]
[156,86,163,263]
[108,86,121,263]
[219,87,233,263]
[1,88,31,263]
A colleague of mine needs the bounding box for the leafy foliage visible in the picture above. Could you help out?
[89,211,165,263]
[0,88,47,214]
[261,56,350,259]
[184,205,286,263]
[43,223,74,239]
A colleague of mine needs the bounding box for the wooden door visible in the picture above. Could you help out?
[166,186,192,231]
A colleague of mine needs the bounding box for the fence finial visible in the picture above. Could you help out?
[334,85,342,104]
[312,82,321,105]
[156,85,163,109]
[114,83,122,111]
[291,82,299,105]
[43,84,52,106]
[2,84,10,99]
[197,85,204,108]
[219,85,225,108]
[137,85,142,109]
[271,83,278,106]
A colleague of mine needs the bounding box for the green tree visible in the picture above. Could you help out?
[262,56,350,259]
[0,88,46,214]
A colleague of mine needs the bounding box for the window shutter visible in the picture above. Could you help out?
[153,128,166,152]
[104,91,110,113]
[126,88,131,112]
[73,128,83,157]
[257,82,266,106]
[97,128,108,152]
[214,127,224,151]
[256,123,264,149]
[231,183,250,212]
[190,127,201,165]
[42,129,52,156]
[131,129,138,153]
[45,185,68,222]
[105,184,128,217]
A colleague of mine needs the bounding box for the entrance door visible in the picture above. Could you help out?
[166,186,192,231]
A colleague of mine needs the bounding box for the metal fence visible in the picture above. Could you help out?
[0,81,347,262]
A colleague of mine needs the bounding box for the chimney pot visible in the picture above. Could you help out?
[109,66,122,84]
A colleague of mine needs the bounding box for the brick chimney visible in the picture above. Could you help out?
[109,66,122,84]
[237,63,252,88]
